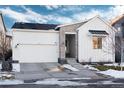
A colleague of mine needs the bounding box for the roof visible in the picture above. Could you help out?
[12,22,59,30]
[56,18,92,28]
[89,30,109,35]
[0,13,7,32]
[111,14,124,26]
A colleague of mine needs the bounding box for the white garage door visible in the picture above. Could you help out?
[18,44,59,63]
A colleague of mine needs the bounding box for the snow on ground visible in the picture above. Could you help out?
[83,65,99,71]
[0,63,20,72]
[104,63,124,67]
[0,80,23,85]
[35,78,87,86]
[0,64,1,70]
[98,69,124,78]
[104,63,119,66]
[62,64,79,71]
[12,64,20,72]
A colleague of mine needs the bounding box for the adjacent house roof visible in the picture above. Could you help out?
[0,12,7,32]
[12,22,59,30]
[110,14,124,26]
[89,30,109,35]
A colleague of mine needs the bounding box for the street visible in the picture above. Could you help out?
[1,78,124,88]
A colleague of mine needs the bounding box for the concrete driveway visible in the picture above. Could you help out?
[14,62,106,80]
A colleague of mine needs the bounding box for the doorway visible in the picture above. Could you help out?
[65,34,76,58]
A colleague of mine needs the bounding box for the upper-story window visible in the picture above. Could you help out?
[92,37,102,49]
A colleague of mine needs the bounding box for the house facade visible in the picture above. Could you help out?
[12,16,115,64]
[111,14,124,63]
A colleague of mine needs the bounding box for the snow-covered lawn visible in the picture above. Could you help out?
[104,63,119,66]
[83,65,99,71]
[35,78,87,86]
[0,80,23,85]
[98,69,124,78]
[104,63,124,67]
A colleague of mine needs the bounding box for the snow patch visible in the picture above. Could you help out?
[83,65,99,71]
[98,69,124,78]
[104,63,119,66]
[35,78,86,86]
[0,63,20,72]
[12,64,20,72]
[0,64,1,70]
[62,64,79,71]
[104,63,124,67]
[0,80,23,85]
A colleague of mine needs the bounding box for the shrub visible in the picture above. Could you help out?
[94,65,124,71]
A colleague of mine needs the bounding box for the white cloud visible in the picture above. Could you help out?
[72,6,124,22]
[0,6,51,23]
[0,6,73,24]
[45,5,61,10]
[1,6,124,25]
[60,6,83,12]
[51,15,73,23]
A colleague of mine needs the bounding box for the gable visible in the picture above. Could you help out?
[77,16,116,34]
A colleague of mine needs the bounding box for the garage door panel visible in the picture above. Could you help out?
[19,45,59,63]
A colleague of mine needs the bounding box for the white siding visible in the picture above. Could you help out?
[78,17,115,62]
[12,29,59,63]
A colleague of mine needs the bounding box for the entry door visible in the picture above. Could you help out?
[65,34,76,58]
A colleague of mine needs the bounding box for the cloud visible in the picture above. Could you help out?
[0,7,48,23]
[60,5,83,12]
[1,5,124,25]
[72,6,124,22]
[0,6,73,24]
[44,5,61,10]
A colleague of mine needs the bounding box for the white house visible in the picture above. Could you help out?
[12,15,116,65]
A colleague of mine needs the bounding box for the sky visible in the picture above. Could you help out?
[0,5,124,31]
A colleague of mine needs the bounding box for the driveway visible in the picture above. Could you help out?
[14,62,106,80]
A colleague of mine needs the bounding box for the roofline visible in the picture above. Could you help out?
[111,14,124,26]
[96,16,118,33]
[12,28,59,33]
[56,21,86,28]
[0,12,7,32]
[55,15,99,29]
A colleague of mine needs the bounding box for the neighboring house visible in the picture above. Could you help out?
[0,13,12,60]
[111,14,124,63]
[12,15,116,65]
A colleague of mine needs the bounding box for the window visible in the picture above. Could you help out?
[93,37,102,49]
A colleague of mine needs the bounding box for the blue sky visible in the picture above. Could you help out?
[0,5,124,31]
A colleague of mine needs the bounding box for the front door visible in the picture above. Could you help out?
[65,34,76,58]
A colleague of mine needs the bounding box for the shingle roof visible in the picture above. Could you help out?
[12,22,59,30]
[89,30,109,35]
